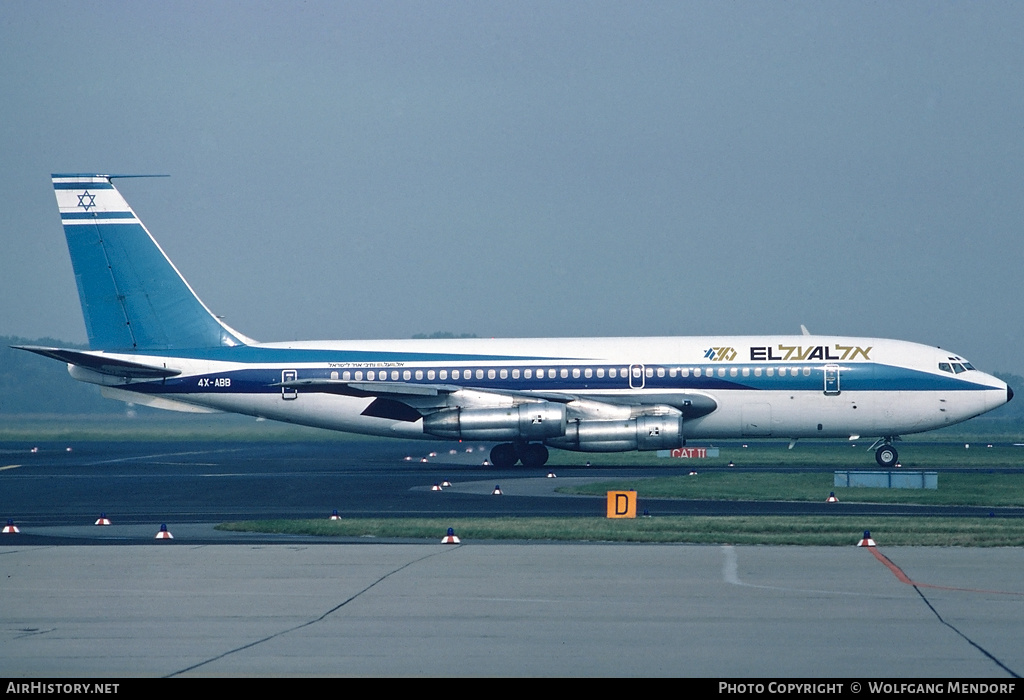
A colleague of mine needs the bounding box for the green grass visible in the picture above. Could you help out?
[217,516,1024,546]
[546,441,1024,469]
[559,472,1024,507]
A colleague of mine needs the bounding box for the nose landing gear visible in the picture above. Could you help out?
[871,437,900,468]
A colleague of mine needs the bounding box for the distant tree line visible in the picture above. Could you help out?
[411,332,480,339]
[0,336,118,414]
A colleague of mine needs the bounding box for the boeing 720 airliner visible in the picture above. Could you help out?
[16,174,1013,468]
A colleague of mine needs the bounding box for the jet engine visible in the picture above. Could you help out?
[422,403,567,440]
[546,413,684,452]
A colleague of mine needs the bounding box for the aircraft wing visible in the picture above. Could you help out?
[276,377,717,418]
[274,378,461,398]
[13,346,182,379]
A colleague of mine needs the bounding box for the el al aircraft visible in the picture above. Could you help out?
[16,174,1013,468]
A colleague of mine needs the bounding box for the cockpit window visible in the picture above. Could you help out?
[940,359,975,374]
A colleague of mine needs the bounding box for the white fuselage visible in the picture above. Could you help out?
[73,334,1010,447]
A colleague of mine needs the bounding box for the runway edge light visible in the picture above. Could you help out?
[857,530,876,547]
[155,524,174,539]
[329,510,341,520]
[3,519,19,534]
[95,513,112,525]
[492,485,502,495]
[441,527,460,544]
[826,492,839,503]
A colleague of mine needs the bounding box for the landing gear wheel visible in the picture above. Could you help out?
[875,445,898,468]
[490,443,518,468]
[518,443,549,468]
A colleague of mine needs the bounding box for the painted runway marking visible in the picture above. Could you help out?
[84,448,245,465]
[0,464,22,471]
[721,545,854,595]
[867,547,1022,678]
[867,547,1024,596]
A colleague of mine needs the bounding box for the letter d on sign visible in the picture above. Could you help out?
[606,491,637,519]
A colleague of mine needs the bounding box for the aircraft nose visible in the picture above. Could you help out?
[1008,384,1014,404]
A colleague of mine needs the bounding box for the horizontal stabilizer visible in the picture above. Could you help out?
[13,346,181,379]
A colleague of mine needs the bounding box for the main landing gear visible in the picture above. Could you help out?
[489,442,549,468]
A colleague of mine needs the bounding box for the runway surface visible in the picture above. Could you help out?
[2,440,1023,677]
[2,440,1021,542]
[2,543,1022,678]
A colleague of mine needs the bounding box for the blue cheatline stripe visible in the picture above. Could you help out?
[53,182,114,190]
[61,212,135,219]
[116,359,996,395]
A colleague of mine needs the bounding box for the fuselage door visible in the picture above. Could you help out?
[281,369,298,400]
[629,363,645,389]
[823,364,841,396]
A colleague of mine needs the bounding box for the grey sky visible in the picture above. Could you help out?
[2,2,1022,375]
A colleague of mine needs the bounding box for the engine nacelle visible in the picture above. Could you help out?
[422,403,567,440]
[545,414,684,452]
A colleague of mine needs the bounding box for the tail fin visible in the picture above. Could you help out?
[52,174,251,351]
